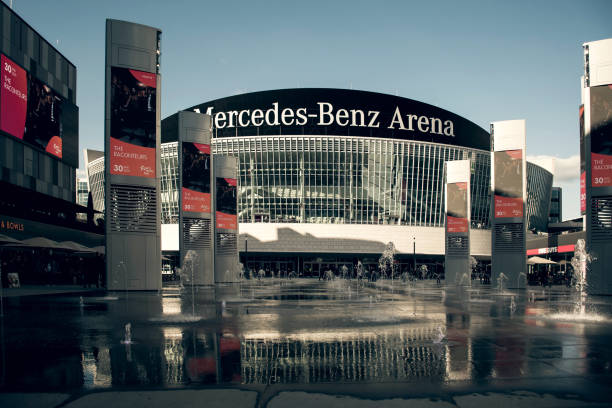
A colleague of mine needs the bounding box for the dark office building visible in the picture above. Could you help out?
[0,2,103,286]
[548,187,562,224]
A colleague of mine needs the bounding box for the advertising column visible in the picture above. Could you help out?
[105,20,162,291]
[178,111,214,285]
[214,156,239,283]
[444,160,471,285]
[490,120,527,289]
[583,38,612,295]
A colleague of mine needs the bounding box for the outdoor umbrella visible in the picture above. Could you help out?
[0,234,25,246]
[21,237,62,249]
[58,241,95,252]
[527,256,559,265]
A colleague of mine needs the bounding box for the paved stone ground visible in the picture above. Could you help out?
[0,279,611,407]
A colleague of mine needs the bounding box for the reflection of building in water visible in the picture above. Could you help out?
[239,327,447,384]
[163,328,185,384]
[81,348,112,388]
[162,293,182,315]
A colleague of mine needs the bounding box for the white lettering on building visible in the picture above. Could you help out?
[199,102,455,137]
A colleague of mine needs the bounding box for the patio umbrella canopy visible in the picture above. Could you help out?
[58,241,95,252]
[527,256,559,265]
[21,237,62,249]
[0,234,25,246]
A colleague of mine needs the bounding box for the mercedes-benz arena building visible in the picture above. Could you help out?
[159,88,551,276]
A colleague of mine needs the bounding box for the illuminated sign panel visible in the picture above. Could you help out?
[447,182,468,233]
[109,67,156,178]
[494,149,523,218]
[0,53,65,159]
[580,105,586,213]
[590,85,612,187]
[216,177,237,230]
[182,142,211,213]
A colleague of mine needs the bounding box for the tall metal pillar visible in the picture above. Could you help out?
[178,111,214,285]
[214,156,240,283]
[583,38,612,295]
[490,120,527,289]
[105,20,161,290]
[444,160,471,285]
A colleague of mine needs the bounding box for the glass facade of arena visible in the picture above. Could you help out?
[152,136,551,232]
[160,142,179,224]
[213,136,490,228]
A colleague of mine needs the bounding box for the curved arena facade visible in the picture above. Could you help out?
[156,88,553,275]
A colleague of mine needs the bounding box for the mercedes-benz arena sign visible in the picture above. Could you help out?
[190,88,489,151]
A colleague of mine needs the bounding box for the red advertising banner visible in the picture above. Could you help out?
[46,136,62,158]
[579,105,585,214]
[495,196,523,218]
[590,85,612,187]
[494,149,523,218]
[193,143,210,154]
[591,152,612,187]
[128,69,157,88]
[110,67,157,178]
[109,137,155,178]
[216,211,237,230]
[0,54,27,140]
[182,142,211,211]
[447,216,468,233]
[182,188,210,213]
[580,171,586,213]
[447,181,468,232]
[526,244,575,256]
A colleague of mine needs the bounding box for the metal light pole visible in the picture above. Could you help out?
[245,237,248,273]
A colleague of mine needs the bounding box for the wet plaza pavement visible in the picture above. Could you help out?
[1,279,612,407]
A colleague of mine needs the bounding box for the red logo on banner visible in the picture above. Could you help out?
[447,216,468,233]
[129,69,157,88]
[193,143,210,154]
[0,54,27,140]
[216,211,237,230]
[182,188,211,213]
[224,178,237,186]
[580,171,586,213]
[592,152,612,187]
[110,137,156,178]
[495,195,523,218]
[505,150,522,160]
[45,136,62,158]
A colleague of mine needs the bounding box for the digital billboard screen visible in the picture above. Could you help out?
[216,177,237,229]
[494,149,523,218]
[580,105,586,213]
[447,182,468,233]
[110,66,156,178]
[182,142,211,213]
[590,85,612,188]
[0,53,64,159]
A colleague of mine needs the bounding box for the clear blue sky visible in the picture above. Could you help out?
[9,0,612,220]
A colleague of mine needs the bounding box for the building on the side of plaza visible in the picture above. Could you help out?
[84,149,105,214]
[75,169,88,220]
[548,187,562,224]
[0,3,103,285]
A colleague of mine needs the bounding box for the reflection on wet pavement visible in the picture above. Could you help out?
[0,280,611,403]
